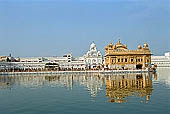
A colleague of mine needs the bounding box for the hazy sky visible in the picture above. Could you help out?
[0,0,169,57]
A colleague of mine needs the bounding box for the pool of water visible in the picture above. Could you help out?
[0,68,169,114]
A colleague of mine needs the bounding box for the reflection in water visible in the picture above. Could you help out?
[0,74,105,97]
[155,68,170,87]
[0,73,155,103]
[105,74,153,103]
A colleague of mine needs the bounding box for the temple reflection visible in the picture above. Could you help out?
[0,73,154,103]
[105,73,153,103]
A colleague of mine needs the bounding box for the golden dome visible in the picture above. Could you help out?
[113,45,116,49]
[109,43,113,46]
[138,45,142,49]
[143,42,148,48]
[124,44,127,49]
[116,39,124,47]
[115,39,128,50]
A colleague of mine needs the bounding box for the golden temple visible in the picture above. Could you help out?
[105,39,151,70]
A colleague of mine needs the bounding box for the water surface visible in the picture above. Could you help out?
[0,69,169,114]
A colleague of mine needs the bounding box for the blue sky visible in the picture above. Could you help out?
[0,0,169,57]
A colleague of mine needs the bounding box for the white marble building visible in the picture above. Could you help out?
[151,52,170,67]
[83,42,103,69]
[0,43,104,70]
[7,54,73,70]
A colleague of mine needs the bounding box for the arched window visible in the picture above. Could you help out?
[125,58,127,62]
[88,59,91,64]
[121,58,124,62]
[93,59,96,63]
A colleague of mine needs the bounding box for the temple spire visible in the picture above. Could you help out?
[117,38,121,44]
[118,39,120,43]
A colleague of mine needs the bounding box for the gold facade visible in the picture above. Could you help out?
[105,40,151,69]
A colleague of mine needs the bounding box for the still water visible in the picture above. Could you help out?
[0,68,169,114]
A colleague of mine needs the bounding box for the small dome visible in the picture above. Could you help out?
[97,51,102,56]
[138,45,142,49]
[90,42,96,48]
[90,42,97,51]
[108,43,113,47]
[109,43,113,45]
[143,43,148,48]
[113,45,116,49]
[124,44,127,49]
[115,39,124,48]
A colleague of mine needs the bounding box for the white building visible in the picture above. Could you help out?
[59,56,86,70]
[16,57,46,69]
[83,42,103,69]
[1,43,104,71]
[11,54,73,70]
[12,54,87,70]
[151,52,170,67]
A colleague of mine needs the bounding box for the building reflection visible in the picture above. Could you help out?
[0,74,104,97]
[0,73,154,103]
[105,73,153,103]
[44,74,105,97]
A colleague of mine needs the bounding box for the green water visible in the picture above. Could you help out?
[0,68,169,114]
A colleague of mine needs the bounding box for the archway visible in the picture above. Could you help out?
[136,64,142,69]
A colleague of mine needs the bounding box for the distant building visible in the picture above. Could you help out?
[0,56,8,62]
[151,52,170,67]
[0,54,15,62]
[83,42,103,69]
[15,54,73,70]
[59,58,86,70]
[10,54,86,70]
[105,39,151,69]
[0,54,20,71]
[14,57,48,69]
